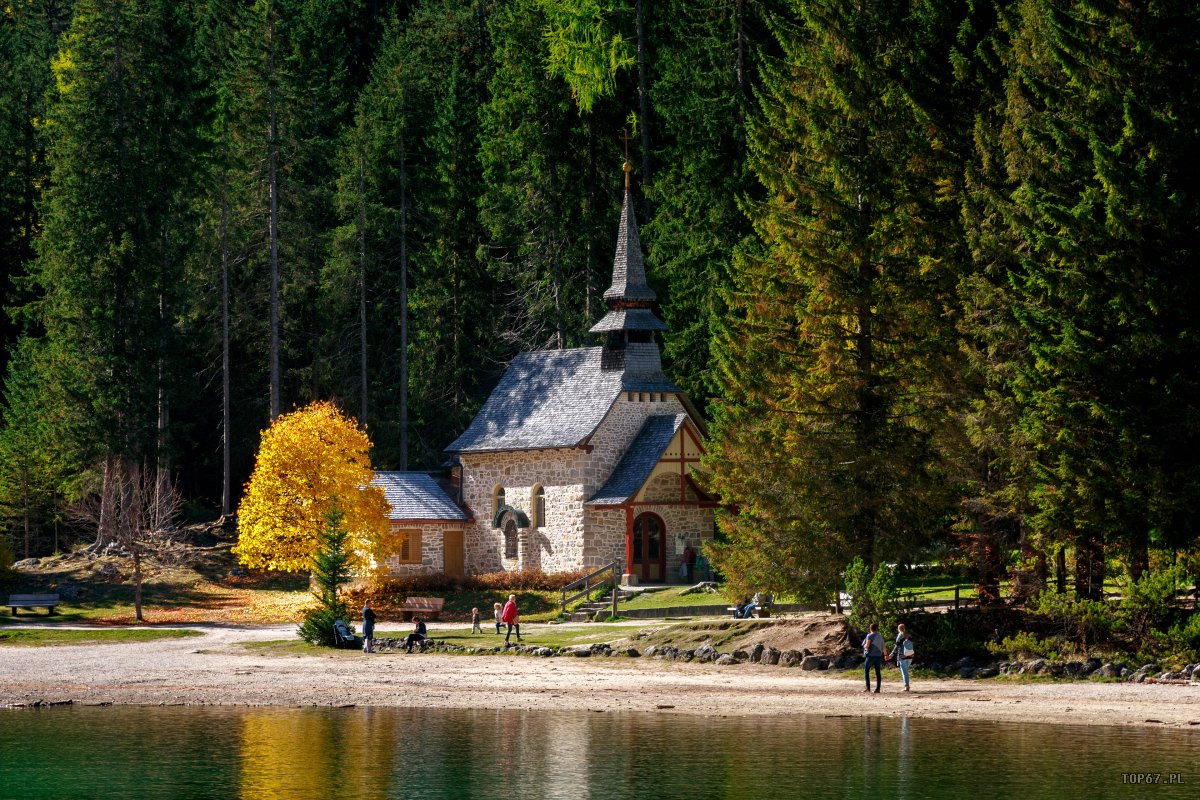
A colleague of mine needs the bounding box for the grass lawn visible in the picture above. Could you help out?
[0,627,202,647]
[617,586,731,611]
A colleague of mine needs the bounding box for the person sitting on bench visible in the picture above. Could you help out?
[405,616,428,653]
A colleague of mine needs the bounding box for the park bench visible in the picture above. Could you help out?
[400,596,445,621]
[727,595,775,619]
[8,593,60,616]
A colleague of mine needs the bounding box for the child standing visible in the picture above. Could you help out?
[493,602,503,634]
[471,607,482,634]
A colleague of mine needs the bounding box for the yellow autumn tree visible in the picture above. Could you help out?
[233,401,390,573]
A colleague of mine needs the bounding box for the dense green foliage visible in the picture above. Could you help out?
[1,0,1197,616]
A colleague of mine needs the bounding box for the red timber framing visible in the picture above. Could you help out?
[622,421,715,581]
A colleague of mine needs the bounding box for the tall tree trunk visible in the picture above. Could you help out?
[398,130,409,470]
[1055,546,1067,593]
[97,454,117,549]
[1073,531,1105,601]
[220,188,232,517]
[1128,528,1149,582]
[357,139,369,426]
[267,10,281,420]
[635,0,651,217]
[133,549,144,622]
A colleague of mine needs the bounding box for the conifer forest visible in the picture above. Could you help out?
[1,0,1198,599]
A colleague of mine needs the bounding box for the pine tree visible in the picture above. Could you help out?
[23,0,201,547]
[705,0,967,601]
[329,0,496,469]
[0,0,72,386]
[963,0,1200,598]
[645,0,771,410]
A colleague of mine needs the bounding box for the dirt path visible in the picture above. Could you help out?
[1,623,1198,730]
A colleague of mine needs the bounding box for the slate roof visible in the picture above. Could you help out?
[373,471,468,521]
[588,308,668,334]
[587,414,688,507]
[602,189,657,304]
[445,347,625,453]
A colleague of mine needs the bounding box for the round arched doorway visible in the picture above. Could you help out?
[631,512,666,583]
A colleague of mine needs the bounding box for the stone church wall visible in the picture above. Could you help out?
[459,448,588,574]
[381,523,453,577]
[584,393,686,495]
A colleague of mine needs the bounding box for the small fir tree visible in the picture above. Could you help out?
[297,505,354,646]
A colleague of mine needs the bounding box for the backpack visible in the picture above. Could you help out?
[902,638,914,658]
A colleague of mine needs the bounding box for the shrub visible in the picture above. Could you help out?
[1119,566,1185,642]
[986,631,1060,661]
[1028,592,1113,652]
[845,556,898,633]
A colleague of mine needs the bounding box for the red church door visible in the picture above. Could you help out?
[632,513,666,583]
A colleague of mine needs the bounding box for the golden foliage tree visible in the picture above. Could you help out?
[234,401,389,572]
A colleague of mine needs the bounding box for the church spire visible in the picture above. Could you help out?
[591,164,668,375]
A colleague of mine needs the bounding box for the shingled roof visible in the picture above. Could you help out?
[587,414,688,507]
[445,347,624,453]
[588,307,668,334]
[373,471,468,521]
[602,189,657,304]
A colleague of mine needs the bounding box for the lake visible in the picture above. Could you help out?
[0,706,1195,799]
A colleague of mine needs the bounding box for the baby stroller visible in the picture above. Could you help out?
[332,619,360,649]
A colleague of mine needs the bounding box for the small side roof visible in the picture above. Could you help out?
[373,471,469,522]
[586,414,689,507]
[445,347,624,454]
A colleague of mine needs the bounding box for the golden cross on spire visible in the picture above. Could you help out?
[620,129,633,190]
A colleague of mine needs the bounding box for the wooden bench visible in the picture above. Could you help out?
[400,596,445,621]
[8,593,60,616]
[727,604,772,619]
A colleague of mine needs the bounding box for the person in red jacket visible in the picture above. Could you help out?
[501,594,522,644]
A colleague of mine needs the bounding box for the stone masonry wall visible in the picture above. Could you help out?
[383,523,458,577]
[584,393,686,496]
[459,448,587,574]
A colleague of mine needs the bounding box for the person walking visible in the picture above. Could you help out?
[501,594,522,644]
[682,544,697,583]
[493,602,503,634]
[862,622,885,693]
[471,607,483,634]
[361,600,376,654]
[888,623,914,692]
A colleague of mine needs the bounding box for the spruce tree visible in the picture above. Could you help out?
[963,0,1200,597]
[23,0,200,547]
[705,0,967,601]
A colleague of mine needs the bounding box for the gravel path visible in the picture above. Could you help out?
[2,623,1198,730]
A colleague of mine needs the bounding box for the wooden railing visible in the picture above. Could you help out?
[560,560,622,614]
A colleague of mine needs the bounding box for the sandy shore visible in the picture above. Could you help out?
[1,623,1198,730]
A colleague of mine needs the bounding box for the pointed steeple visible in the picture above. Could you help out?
[591,166,671,384]
[590,167,665,337]
[602,181,657,304]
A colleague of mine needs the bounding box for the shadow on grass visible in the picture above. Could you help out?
[2,578,305,625]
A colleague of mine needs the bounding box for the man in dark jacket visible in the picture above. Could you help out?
[405,616,428,653]
[362,601,376,653]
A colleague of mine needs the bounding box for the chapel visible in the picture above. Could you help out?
[373,166,716,585]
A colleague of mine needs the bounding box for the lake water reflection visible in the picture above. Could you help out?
[0,706,1195,799]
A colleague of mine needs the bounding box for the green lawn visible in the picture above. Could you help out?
[617,586,731,611]
[0,627,202,647]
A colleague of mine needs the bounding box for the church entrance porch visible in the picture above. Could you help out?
[630,512,666,583]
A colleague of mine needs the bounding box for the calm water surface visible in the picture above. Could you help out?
[0,706,1196,799]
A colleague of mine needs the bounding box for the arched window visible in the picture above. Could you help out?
[503,518,518,559]
[532,485,546,528]
[492,486,505,522]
